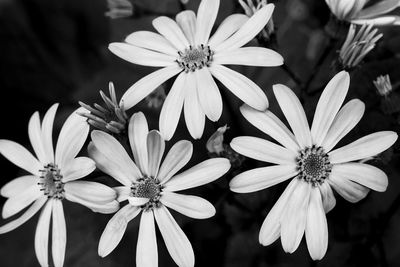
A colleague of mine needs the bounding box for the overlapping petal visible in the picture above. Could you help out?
[161,192,215,219]
[214,47,283,67]
[184,72,205,139]
[136,211,158,267]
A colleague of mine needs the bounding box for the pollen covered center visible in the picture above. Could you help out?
[176,44,214,72]
[131,176,162,210]
[297,146,332,186]
[38,163,64,199]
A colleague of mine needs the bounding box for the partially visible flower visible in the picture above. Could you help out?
[105,0,133,19]
[145,85,167,109]
[79,82,129,134]
[374,74,392,97]
[0,105,119,267]
[338,24,382,70]
[206,125,229,155]
[109,0,283,140]
[89,112,230,267]
[374,74,400,114]
[229,71,397,260]
[325,0,400,25]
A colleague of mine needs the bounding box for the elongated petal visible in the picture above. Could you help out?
[0,197,46,234]
[28,112,47,164]
[230,165,298,193]
[2,184,41,219]
[321,99,365,152]
[328,172,370,203]
[128,197,149,206]
[305,187,328,260]
[98,205,141,257]
[129,112,149,175]
[163,158,230,192]
[109,43,176,67]
[41,103,58,164]
[176,10,197,45]
[114,186,131,202]
[0,140,41,175]
[125,31,177,56]
[1,175,37,198]
[157,140,193,183]
[159,72,186,141]
[35,199,53,267]
[329,131,398,164]
[273,84,312,148]
[358,0,400,19]
[152,16,189,51]
[318,182,336,213]
[120,65,182,110]
[214,47,283,66]
[311,71,350,146]
[62,157,95,183]
[184,72,205,139]
[240,105,300,152]
[210,64,268,111]
[214,4,275,51]
[137,211,158,267]
[52,200,66,267]
[161,192,215,219]
[154,205,194,267]
[147,130,165,178]
[195,0,219,45]
[352,16,398,25]
[208,14,248,48]
[259,178,298,246]
[196,68,223,121]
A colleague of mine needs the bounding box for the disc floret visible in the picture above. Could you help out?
[38,163,65,199]
[297,145,332,186]
[131,176,162,211]
[176,44,214,72]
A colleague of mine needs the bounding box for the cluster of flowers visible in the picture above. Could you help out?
[1,0,399,266]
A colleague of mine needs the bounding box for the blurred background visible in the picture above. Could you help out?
[0,0,400,266]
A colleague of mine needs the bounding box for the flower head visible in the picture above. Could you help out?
[374,74,393,97]
[229,71,398,260]
[109,0,283,140]
[89,112,230,267]
[0,104,119,267]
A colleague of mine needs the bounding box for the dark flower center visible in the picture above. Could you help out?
[38,163,64,199]
[131,176,162,210]
[176,44,214,72]
[297,146,332,186]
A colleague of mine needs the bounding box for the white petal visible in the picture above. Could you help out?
[52,200,66,267]
[358,0,400,19]
[214,47,283,66]
[136,211,158,267]
[41,103,58,164]
[120,65,182,110]
[195,0,220,45]
[35,199,53,267]
[55,107,89,169]
[196,68,223,121]
[329,131,398,164]
[321,99,365,152]
[176,10,197,45]
[128,112,149,175]
[352,16,398,26]
[273,84,312,148]
[210,64,268,111]
[208,14,249,48]
[114,186,131,202]
[28,112,47,164]
[184,72,205,139]
[0,197,46,234]
[311,71,350,146]
[305,187,328,261]
[161,192,215,219]
[163,158,230,192]
[157,140,193,184]
[125,31,177,56]
[152,16,189,51]
[328,171,370,203]
[147,130,165,178]
[61,157,95,183]
[154,205,194,267]
[239,105,300,152]
[108,43,176,67]
[159,72,186,141]
[1,175,37,198]
[128,197,149,206]
[98,205,141,257]
[259,178,298,246]
[0,140,41,175]
[318,182,336,213]
[229,165,298,193]
[214,4,275,51]
[2,184,41,219]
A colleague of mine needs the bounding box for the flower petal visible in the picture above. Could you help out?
[230,165,298,193]
[2,184,41,219]
[352,16,398,25]
[163,158,230,192]
[28,112,47,164]
[125,31,177,56]
[305,187,328,261]
[311,71,350,146]
[196,68,223,122]
[184,72,205,139]
[321,99,365,152]
[114,186,131,202]
[152,16,190,51]
[318,182,336,213]
[328,171,370,203]
[98,205,141,257]
[147,130,165,178]
[61,157,95,183]
[52,200,66,267]
[154,205,194,267]
[161,192,215,219]
[176,10,197,45]
[35,199,53,267]
[128,197,149,206]
[273,84,312,148]
[329,131,398,164]
[41,103,58,164]
[210,64,268,111]
[239,105,300,152]
[129,112,149,175]
[358,0,400,19]
[157,140,193,184]
[0,140,41,175]
[136,211,158,267]
[195,0,220,45]
[214,47,283,66]
[208,14,249,48]
[120,65,182,110]
[1,175,37,198]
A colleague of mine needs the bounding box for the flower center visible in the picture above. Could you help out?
[176,44,214,72]
[297,146,332,186]
[131,176,162,210]
[38,164,64,199]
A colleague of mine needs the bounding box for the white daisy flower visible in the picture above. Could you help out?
[109,0,283,140]
[325,0,400,25]
[0,104,119,267]
[89,112,231,267]
[229,71,398,260]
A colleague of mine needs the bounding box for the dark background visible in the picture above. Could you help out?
[0,0,400,266]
